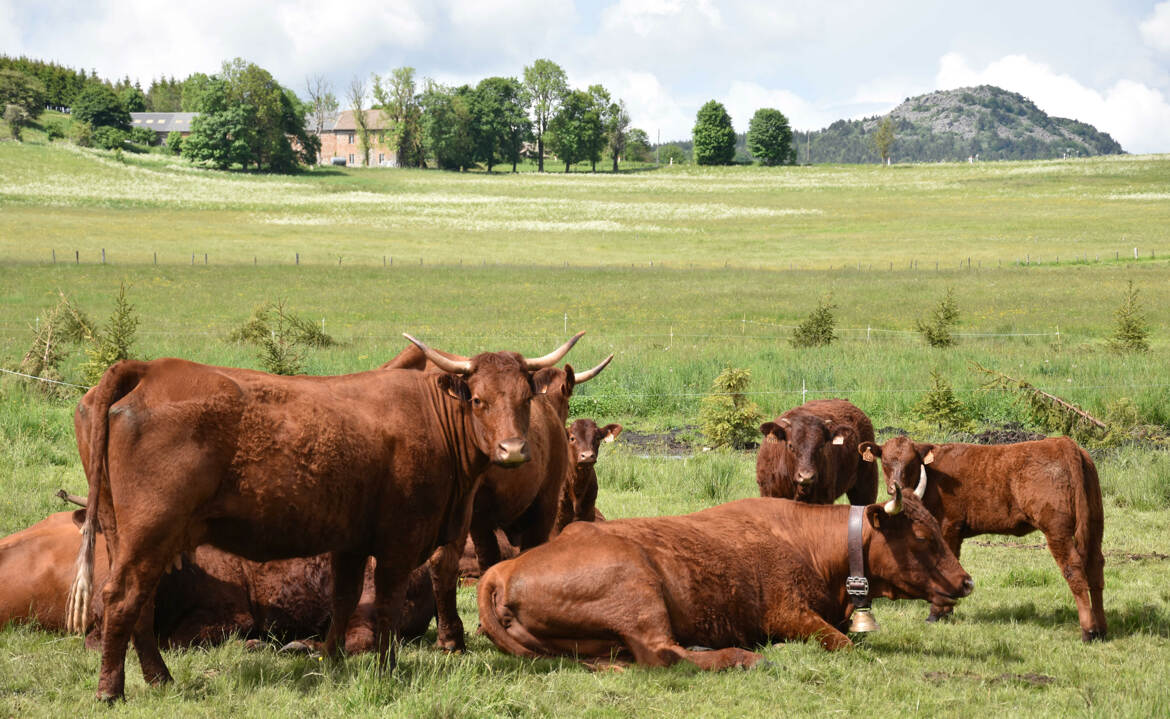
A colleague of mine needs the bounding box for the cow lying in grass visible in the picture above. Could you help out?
[477,490,972,669]
[0,508,433,650]
[859,435,1106,640]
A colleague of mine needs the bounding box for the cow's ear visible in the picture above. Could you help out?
[760,422,785,442]
[859,441,881,463]
[72,509,86,529]
[562,365,576,395]
[916,443,937,465]
[532,367,554,395]
[437,373,471,402]
[602,423,622,442]
[830,424,851,446]
[864,503,884,528]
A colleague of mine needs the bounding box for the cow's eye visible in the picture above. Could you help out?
[569,436,576,443]
[472,397,483,408]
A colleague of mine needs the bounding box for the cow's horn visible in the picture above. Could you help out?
[523,331,585,370]
[402,334,473,375]
[573,353,613,384]
[883,485,904,515]
[914,465,928,499]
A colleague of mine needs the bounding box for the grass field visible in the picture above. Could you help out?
[1,139,1169,717]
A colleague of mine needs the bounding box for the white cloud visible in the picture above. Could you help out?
[605,70,694,142]
[936,52,1170,154]
[723,81,833,133]
[601,0,722,37]
[1140,1,1170,53]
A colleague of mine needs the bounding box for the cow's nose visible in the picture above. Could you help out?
[578,452,596,464]
[495,438,530,466]
[961,577,975,596]
[796,471,815,484]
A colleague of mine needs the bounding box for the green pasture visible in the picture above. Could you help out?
[1,141,1169,716]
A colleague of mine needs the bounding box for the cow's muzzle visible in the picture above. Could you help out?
[576,452,597,465]
[494,438,530,467]
[940,576,975,602]
[795,470,816,486]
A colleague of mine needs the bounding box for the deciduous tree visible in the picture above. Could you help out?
[523,59,567,172]
[873,116,895,164]
[692,100,735,165]
[372,67,425,168]
[746,107,794,166]
[471,76,529,172]
[347,75,371,166]
[72,83,129,130]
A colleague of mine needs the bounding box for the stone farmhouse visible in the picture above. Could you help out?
[316,110,398,167]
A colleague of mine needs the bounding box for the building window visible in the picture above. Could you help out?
[378,154,384,164]
[348,133,354,144]
[349,154,355,165]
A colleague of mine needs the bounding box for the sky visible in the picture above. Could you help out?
[4,0,1170,153]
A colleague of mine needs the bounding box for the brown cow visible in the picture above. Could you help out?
[858,435,1106,640]
[381,343,612,650]
[757,399,878,505]
[0,509,433,650]
[66,333,581,701]
[553,419,621,533]
[478,492,973,669]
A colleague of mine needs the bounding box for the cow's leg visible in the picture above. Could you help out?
[95,555,170,701]
[469,515,502,575]
[767,607,853,650]
[130,593,171,686]
[428,541,466,652]
[1043,532,1100,641]
[515,484,560,553]
[371,554,413,671]
[1088,545,1108,640]
[324,551,367,657]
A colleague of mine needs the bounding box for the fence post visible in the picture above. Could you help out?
[101,248,106,264]
[564,313,568,335]
[296,252,299,265]
[1134,247,1138,259]
[802,379,807,405]
[52,250,56,264]
[154,252,158,265]
[204,253,208,265]
[75,250,79,264]
[867,326,871,342]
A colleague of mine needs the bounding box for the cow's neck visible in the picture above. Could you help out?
[423,380,490,488]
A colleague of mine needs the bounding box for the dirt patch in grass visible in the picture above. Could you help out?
[924,670,1055,686]
[620,427,696,456]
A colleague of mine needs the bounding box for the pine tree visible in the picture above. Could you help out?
[1108,280,1150,353]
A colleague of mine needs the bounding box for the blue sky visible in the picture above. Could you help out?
[4,0,1170,152]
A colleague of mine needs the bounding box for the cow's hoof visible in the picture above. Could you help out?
[925,614,941,623]
[1082,630,1106,642]
[435,637,466,653]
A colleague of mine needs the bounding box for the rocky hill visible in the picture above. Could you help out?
[794,85,1123,163]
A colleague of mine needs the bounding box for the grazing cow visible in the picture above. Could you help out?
[478,491,973,669]
[381,343,613,650]
[858,435,1106,640]
[0,508,433,650]
[757,399,878,505]
[66,333,581,701]
[553,419,621,533]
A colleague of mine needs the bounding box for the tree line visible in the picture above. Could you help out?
[3,53,800,173]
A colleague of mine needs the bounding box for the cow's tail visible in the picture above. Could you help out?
[476,568,546,659]
[65,360,145,635]
[1073,444,1106,588]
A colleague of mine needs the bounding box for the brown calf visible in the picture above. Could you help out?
[554,419,621,533]
[478,493,972,669]
[757,399,878,504]
[859,435,1106,640]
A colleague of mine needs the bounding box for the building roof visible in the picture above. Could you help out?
[326,109,392,132]
[130,112,197,132]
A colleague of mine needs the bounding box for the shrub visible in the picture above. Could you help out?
[790,296,837,348]
[228,301,335,375]
[165,131,184,155]
[79,283,140,386]
[69,120,93,147]
[699,367,764,449]
[3,103,29,141]
[916,287,960,347]
[93,125,128,151]
[44,119,66,141]
[1108,280,1150,353]
[129,127,157,146]
[913,371,971,432]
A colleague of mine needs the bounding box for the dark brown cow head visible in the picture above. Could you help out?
[858,436,937,498]
[865,488,973,606]
[533,354,614,421]
[405,333,584,467]
[566,419,622,469]
[759,412,853,499]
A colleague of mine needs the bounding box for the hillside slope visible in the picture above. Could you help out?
[794,85,1123,163]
